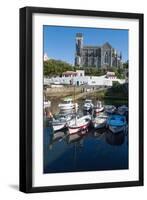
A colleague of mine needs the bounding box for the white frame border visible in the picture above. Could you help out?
[32,13,139,187]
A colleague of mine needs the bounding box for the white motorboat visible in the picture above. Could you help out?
[58,98,78,111]
[105,105,116,114]
[52,113,74,132]
[68,115,91,135]
[117,105,128,115]
[55,113,75,123]
[107,115,127,133]
[92,112,108,129]
[52,121,66,132]
[94,101,104,113]
[83,99,94,111]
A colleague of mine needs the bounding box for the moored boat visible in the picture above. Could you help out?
[68,115,91,135]
[52,121,66,132]
[54,112,75,122]
[117,105,128,115]
[94,101,104,113]
[52,113,74,132]
[92,112,108,129]
[107,115,126,133]
[58,98,78,111]
[83,99,94,111]
[105,105,116,114]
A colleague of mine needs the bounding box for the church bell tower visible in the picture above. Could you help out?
[75,33,83,67]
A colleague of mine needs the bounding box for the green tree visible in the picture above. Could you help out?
[44,59,127,79]
[44,59,73,76]
[123,60,129,69]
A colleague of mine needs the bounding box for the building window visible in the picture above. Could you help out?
[104,52,109,64]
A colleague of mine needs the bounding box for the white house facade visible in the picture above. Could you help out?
[44,70,125,87]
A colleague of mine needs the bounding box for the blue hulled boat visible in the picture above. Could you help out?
[107,115,126,133]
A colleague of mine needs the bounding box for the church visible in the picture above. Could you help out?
[75,33,122,68]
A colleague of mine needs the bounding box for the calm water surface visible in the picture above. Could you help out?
[43,99,128,173]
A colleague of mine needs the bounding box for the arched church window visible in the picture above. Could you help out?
[104,52,109,64]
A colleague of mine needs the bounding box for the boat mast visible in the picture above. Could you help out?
[73,77,77,125]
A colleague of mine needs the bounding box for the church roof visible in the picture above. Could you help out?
[83,42,112,50]
[102,42,112,49]
[83,45,100,49]
[62,71,77,75]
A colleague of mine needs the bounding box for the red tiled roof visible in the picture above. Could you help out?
[63,71,77,75]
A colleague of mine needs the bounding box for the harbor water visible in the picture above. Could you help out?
[43,99,128,174]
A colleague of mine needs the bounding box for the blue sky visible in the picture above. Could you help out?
[43,26,128,65]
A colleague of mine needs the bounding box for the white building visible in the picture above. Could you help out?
[62,70,85,78]
[44,70,125,87]
[44,53,49,61]
[105,71,116,79]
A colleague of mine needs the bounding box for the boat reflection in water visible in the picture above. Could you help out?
[44,125,128,173]
[105,130,125,146]
[44,100,128,174]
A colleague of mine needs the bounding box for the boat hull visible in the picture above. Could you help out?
[93,121,106,129]
[117,106,128,115]
[92,112,108,129]
[68,123,89,135]
[59,103,78,111]
[53,123,66,132]
[105,105,116,114]
[109,125,125,133]
[68,116,91,135]
[107,115,127,134]
[105,109,116,114]
[117,110,127,115]
[117,111,126,115]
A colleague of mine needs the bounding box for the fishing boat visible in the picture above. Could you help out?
[55,113,75,122]
[105,105,116,114]
[83,99,94,111]
[92,112,108,129]
[52,121,66,132]
[52,113,74,132]
[117,105,128,115]
[58,98,78,111]
[94,101,104,113]
[107,115,127,133]
[68,115,91,135]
